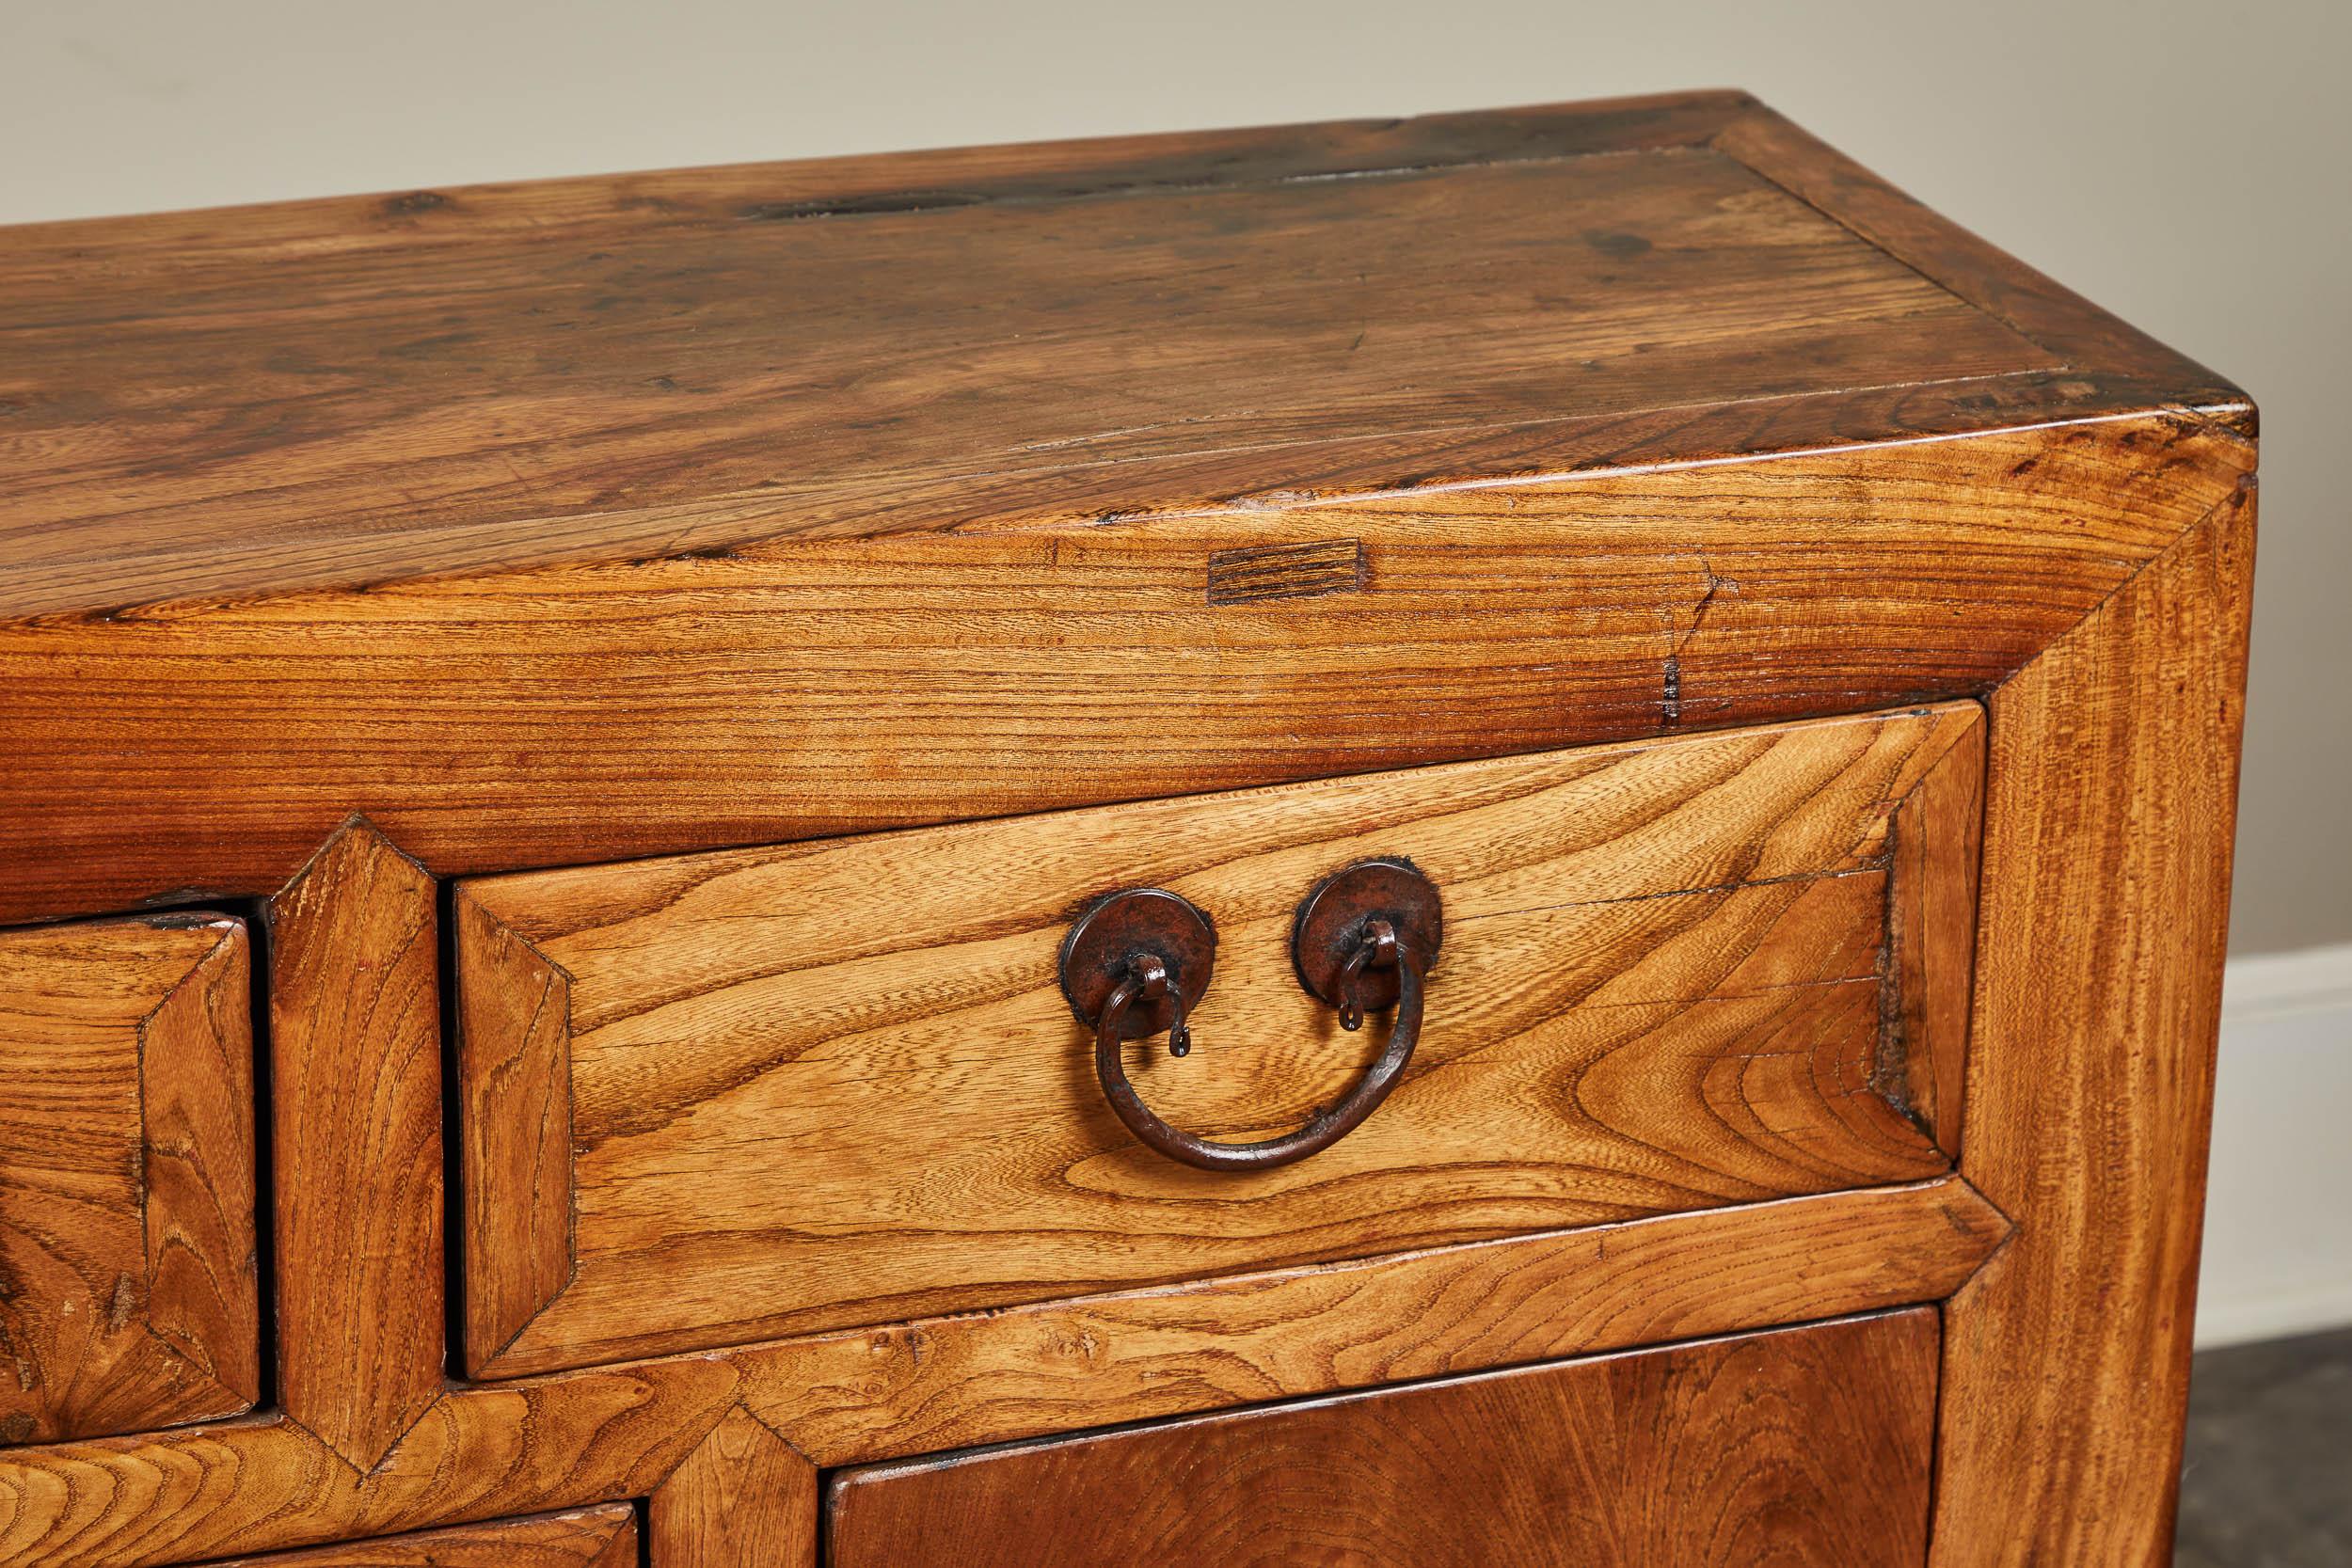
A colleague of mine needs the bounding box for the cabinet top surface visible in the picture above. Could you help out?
[0,89,2242,618]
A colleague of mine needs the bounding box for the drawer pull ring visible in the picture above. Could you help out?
[1065,859,1442,1173]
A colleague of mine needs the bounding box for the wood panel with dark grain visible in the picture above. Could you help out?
[827,1309,1940,1568]
[0,915,257,1446]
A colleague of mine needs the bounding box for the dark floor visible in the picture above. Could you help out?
[2175,1326,2352,1567]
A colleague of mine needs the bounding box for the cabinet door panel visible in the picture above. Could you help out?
[828,1309,1937,1568]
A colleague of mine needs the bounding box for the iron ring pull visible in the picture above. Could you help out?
[1092,918,1428,1174]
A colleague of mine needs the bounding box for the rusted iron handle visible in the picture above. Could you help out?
[1092,921,1429,1173]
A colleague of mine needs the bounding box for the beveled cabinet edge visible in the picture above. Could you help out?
[453,888,577,1375]
[132,919,265,1427]
[189,1504,640,1568]
[1883,711,1985,1157]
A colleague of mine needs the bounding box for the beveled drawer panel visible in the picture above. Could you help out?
[827,1308,1940,1567]
[0,914,259,1445]
[456,703,1981,1377]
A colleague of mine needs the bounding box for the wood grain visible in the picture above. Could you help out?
[0,93,2248,626]
[455,893,574,1374]
[458,705,1975,1376]
[0,415,2244,927]
[0,915,257,1446]
[1711,106,2246,427]
[0,1179,2005,1566]
[193,1506,636,1567]
[0,92,2049,621]
[1931,481,2256,1562]
[648,1408,817,1568]
[5,95,1746,274]
[827,1308,1939,1568]
[269,823,445,1472]
[0,1361,733,1568]
[744,1176,2005,1466]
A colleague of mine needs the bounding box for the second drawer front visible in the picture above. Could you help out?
[456,703,1981,1377]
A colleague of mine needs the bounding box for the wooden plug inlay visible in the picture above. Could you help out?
[1205,538,1367,604]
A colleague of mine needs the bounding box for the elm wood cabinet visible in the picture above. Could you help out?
[0,90,2250,1568]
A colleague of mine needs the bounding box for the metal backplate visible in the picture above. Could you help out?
[1058,888,1216,1038]
[1291,857,1444,1012]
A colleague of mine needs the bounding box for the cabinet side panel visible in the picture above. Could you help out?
[1934,482,2254,1564]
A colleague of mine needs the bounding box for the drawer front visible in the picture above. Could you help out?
[0,914,258,1445]
[827,1308,1939,1566]
[457,704,1981,1376]
[193,1505,635,1566]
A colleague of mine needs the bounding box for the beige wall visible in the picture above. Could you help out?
[4,0,2343,954]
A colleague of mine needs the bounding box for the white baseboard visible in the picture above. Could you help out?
[2194,940,2352,1349]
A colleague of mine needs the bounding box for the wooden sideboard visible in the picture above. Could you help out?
[0,91,2253,1565]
